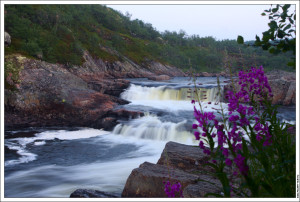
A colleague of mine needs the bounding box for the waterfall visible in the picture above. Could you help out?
[121,84,223,102]
[112,114,194,144]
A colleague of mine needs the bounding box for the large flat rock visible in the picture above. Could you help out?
[157,141,212,174]
[121,161,199,197]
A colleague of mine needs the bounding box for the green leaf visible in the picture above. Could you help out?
[269,16,273,20]
[283,24,291,31]
[288,29,295,33]
[261,181,276,196]
[261,12,266,16]
[288,17,294,24]
[268,21,278,30]
[262,43,271,50]
[255,35,261,42]
[277,29,285,38]
[282,4,290,11]
[272,7,279,13]
[237,35,244,44]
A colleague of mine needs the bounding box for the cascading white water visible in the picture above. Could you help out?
[114,84,224,144]
[112,114,195,144]
[4,77,295,198]
[121,84,223,102]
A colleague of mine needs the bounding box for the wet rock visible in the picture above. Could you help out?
[5,32,11,46]
[70,189,119,198]
[121,162,199,197]
[98,117,117,131]
[148,75,171,81]
[108,108,143,119]
[202,72,213,77]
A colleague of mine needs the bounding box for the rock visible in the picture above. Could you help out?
[70,189,119,198]
[269,79,290,105]
[4,55,131,129]
[95,109,143,130]
[98,117,117,131]
[108,108,143,119]
[121,162,199,197]
[145,61,185,77]
[4,51,186,130]
[5,32,11,46]
[283,81,296,105]
[202,72,213,77]
[183,179,222,198]
[223,70,296,106]
[157,141,212,173]
[148,75,171,81]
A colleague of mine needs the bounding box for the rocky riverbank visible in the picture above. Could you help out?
[4,53,185,130]
[223,70,296,106]
[4,52,295,131]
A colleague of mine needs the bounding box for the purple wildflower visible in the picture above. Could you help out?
[163,181,183,197]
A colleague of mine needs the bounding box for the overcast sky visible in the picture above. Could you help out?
[107,4,276,41]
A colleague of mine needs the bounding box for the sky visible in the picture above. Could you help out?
[107,4,274,41]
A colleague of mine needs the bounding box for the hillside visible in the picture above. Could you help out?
[4,4,295,73]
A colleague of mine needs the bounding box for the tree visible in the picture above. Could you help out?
[238,4,296,68]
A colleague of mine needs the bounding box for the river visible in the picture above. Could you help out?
[4,77,295,197]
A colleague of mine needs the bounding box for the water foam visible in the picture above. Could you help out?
[5,128,109,166]
[121,84,222,102]
[112,114,196,145]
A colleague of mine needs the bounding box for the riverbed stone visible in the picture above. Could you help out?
[157,141,212,173]
[70,189,119,198]
[121,161,199,197]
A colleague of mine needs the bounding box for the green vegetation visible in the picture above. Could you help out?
[238,4,296,68]
[5,4,295,72]
[4,55,25,90]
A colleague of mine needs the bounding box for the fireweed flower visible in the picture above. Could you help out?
[191,66,273,179]
[234,154,249,175]
[194,131,200,140]
[163,181,183,197]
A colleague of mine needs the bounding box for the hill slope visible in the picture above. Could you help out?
[4,4,294,73]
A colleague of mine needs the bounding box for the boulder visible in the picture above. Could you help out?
[183,179,222,198]
[70,189,119,198]
[121,162,199,197]
[202,72,213,77]
[108,108,143,119]
[148,75,171,81]
[268,79,290,105]
[5,32,11,46]
[157,141,212,173]
[283,81,296,105]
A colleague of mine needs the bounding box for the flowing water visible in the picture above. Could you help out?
[4,77,295,198]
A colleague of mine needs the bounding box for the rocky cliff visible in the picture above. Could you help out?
[4,52,185,130]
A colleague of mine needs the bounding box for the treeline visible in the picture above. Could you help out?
[4,4,294,72]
